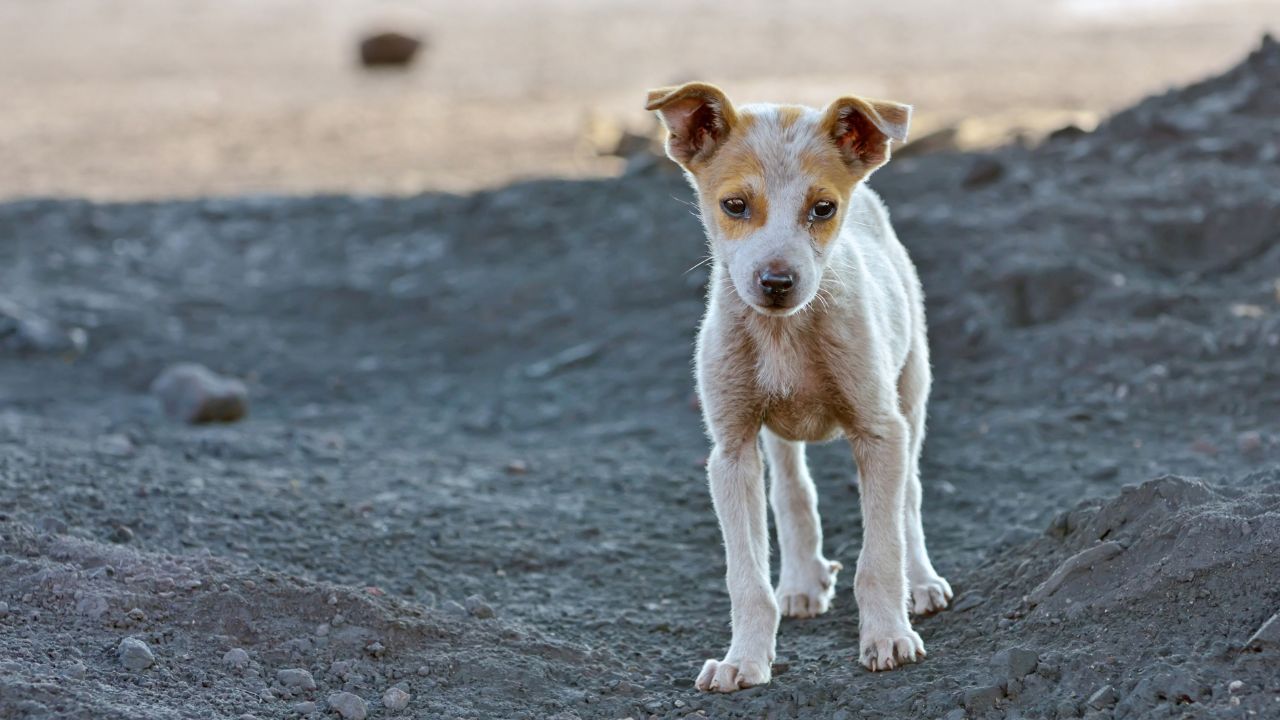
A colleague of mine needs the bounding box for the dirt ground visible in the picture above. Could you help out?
[1,0,1278,200]
[2,24,1280,719]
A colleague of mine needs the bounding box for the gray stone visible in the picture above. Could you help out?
[276,667,317,691]
[382,686,410,711]
[327,691,368,720]
[1087,684,1118,709]
[992,646,1040,680]
[465,594,494,618]
[223,647,250,670]
[117,636,154,671]
[151,363,249,424]
[293,701,318,714]
[963,685,1004,713]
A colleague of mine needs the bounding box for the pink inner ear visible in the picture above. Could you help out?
[836,109,890,166]
[660,95,725,162]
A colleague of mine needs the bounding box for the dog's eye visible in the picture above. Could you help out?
[810,200,837,220]
[721,197,748,218]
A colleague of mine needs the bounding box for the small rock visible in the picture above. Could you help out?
[465,594,495,619]
[505,459,529,475]
[62,661,87,680]
[0,601,8,618]
[223,647,250,670]
[359,32,423,68]
[327,691,368,720]
[382,686,410,711]
[277,668,317,691]
[117,636,155,671]
[1228,680,1244,693]
[991,647,1039,680]
[151,363,249,424]
[294,701,318,714]
[1087,684,1119,709]
[109,524,134,544]
[365,641,385,658]
[963,156,1005,188]
[416,665,430,676]
[963,685,1004,712]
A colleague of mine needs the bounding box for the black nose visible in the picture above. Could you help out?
[758,269,795,296]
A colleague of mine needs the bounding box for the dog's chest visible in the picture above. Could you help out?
[752,328,846,443]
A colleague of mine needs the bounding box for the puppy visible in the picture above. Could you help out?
[646,83,952,692]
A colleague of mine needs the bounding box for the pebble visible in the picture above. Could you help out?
[991,646,1039,680]
[62,661,87,680]
[359,32,423,68]
[963,685,1004,712]
[382,686,410,711]
[327,691,368,720]
[0,601,8,618]
[1087,684,1119,709]
[223,647,250,670]
[150,363,249,424]
[294,701,318,714]
[465,594,495,619]
[1228,680,1244,693]
[277,668,317,691]
[117,636,155,671]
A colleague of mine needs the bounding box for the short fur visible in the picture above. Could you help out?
[647,82,952,692]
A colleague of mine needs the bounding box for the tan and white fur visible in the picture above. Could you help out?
[646,83,952,692]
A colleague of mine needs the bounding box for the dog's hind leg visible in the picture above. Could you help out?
[898,342,952,615]
[763,428,842,618]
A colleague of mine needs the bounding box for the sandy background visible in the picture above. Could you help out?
[1,0,1277,200]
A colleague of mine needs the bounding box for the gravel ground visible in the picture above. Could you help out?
[1,37,1279,720]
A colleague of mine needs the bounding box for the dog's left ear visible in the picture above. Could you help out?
[644,82,737,168]
[821,96,912,169]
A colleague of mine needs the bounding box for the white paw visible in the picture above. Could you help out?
[910,574,953,615]
[859,620,925,671]
[695,656,772,693]
[776,557,843,618]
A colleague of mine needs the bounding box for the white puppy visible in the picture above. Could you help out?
[646,83,952,692]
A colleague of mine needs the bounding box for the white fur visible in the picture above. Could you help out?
[671,102,952,692]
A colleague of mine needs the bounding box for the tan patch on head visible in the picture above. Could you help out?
[799,144,867,246]
[693,112,770,240]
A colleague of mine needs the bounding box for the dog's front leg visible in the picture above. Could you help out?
[695,437,778,692]
[850,413,925,671]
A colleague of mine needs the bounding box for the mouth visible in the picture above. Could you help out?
[749,296,805,317]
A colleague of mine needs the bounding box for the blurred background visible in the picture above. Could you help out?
[1,0,1276,200]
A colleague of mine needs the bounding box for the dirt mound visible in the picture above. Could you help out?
[0,35,1278,720]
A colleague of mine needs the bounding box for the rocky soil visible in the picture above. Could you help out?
[1,37,1278,720]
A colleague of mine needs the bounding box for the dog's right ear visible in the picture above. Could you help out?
[644,82,737,168]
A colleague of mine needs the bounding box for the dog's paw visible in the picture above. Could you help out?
[776,557,843,618]
[695,657,772,693]
[910,574,953,615]
[859,622,925,671]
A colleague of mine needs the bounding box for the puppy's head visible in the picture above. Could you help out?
[645,83,910,316]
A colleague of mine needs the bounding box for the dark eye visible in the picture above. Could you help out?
[721,197,748,218]
[810,200,837,220]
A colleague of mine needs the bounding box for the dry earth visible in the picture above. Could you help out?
[0,0,1278,200]
[2,20,1280,720]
